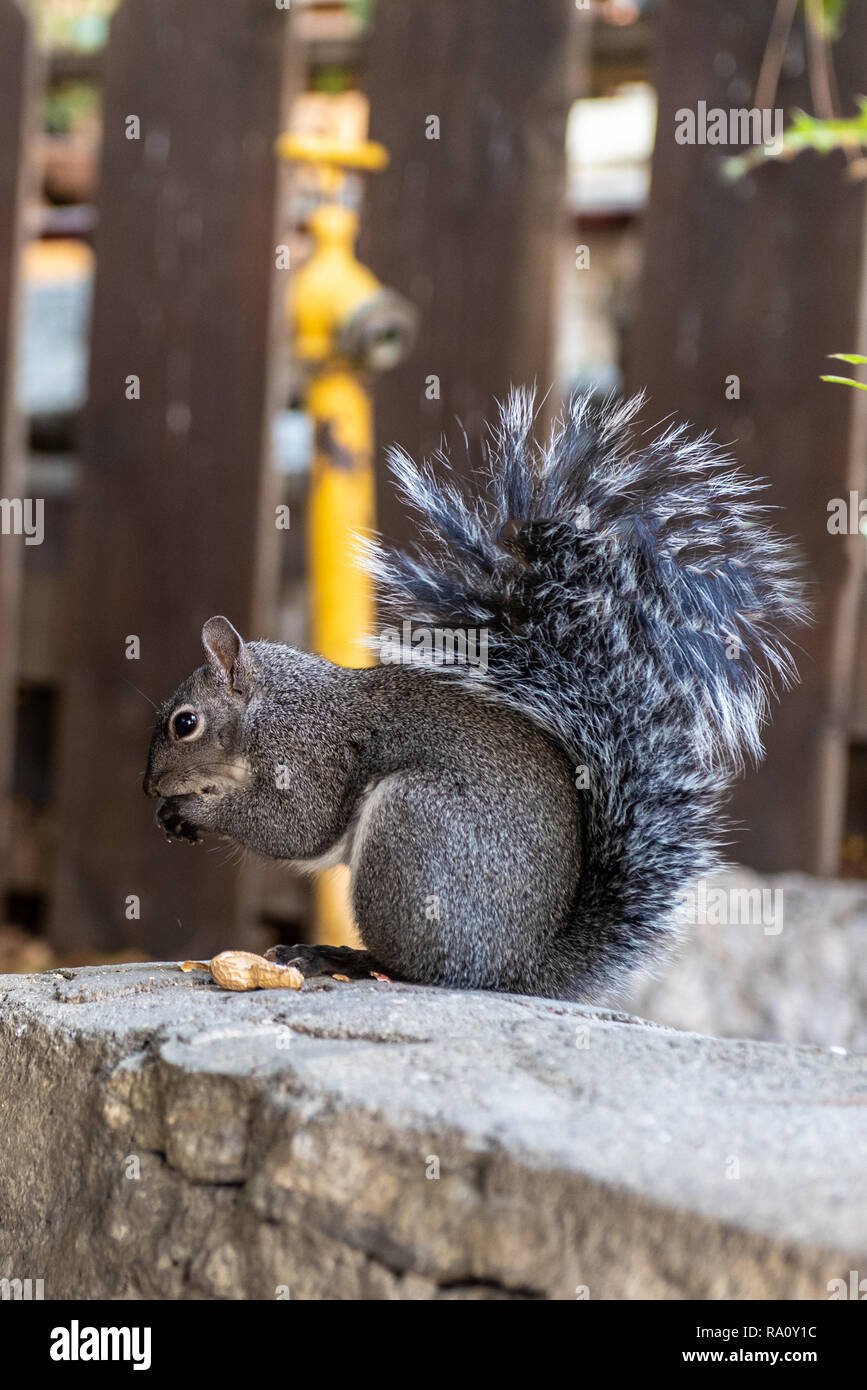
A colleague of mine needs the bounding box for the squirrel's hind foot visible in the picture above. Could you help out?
[264,942,390,982]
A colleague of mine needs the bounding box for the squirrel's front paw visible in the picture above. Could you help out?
[156,796,203,844]
[264,942,387,980]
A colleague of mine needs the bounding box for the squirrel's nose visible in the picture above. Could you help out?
[143,775,159,798]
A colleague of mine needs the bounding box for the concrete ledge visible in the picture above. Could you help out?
[1,963,865,1299]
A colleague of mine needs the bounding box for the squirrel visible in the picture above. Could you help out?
[143,390,805,1000]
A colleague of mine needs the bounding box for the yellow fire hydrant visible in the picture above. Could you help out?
[276,132,418,944]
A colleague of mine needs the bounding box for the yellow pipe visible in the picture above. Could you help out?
[307,370,376,664]
[275,132,388,176]
[306,373,375,945]
[277,133,410,946]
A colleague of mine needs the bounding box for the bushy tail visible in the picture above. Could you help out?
[365,390,807,997]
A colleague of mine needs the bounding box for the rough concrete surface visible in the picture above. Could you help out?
[1,959,866,1300]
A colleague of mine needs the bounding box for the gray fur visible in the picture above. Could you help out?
[144,390,806,1000]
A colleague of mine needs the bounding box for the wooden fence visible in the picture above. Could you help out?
[0,0,864,963]
[629,0,867,875]
[0,0,574,958]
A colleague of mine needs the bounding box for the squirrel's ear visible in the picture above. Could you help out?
[202,616,250,694]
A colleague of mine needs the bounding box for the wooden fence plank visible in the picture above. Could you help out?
[50,0,292,956]
[0,0,35,893]
[628,0,867,874]
[359,0,577,545]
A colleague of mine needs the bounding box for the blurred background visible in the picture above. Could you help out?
[0,1,865,1007]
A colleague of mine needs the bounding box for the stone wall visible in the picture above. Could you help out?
[1,958,865,1299]
[624,870,867,1051]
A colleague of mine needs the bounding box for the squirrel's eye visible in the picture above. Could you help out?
[171,709,200,741]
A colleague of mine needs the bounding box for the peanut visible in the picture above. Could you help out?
[207,949,304,992]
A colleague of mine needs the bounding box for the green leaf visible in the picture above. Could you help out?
[723,97,867,179]
[828,352,867,364]
[820,374,867,390]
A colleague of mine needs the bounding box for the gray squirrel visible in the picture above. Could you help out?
[144,390,805,1000]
